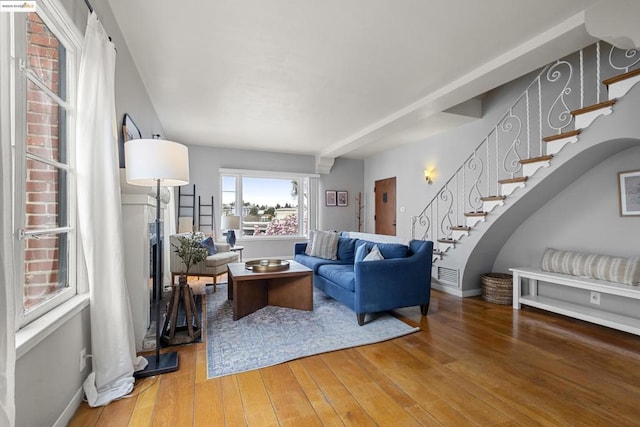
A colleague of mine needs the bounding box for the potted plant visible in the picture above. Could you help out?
[172,232,208,284]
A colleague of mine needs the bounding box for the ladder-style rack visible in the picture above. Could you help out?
[177,184,196,231]
[198,196,216,236]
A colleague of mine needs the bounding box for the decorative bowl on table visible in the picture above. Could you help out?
[245,259,290,272]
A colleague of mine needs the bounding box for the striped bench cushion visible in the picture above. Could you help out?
[541,248,640,285]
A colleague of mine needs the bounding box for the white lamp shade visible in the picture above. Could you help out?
[125,139,190,187]
[221,215,240,230]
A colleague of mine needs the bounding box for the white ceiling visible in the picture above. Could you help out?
[106,0,600,163]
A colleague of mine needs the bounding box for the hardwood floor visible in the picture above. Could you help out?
[69,289,640,426]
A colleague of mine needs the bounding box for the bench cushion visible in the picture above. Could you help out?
[541,248,640,285]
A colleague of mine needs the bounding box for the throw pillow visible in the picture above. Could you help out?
[363,245,384,262]
[305,230,315,255]
[201,236,217,256]
[310,230,339,260]
[355,242,369,263]
[541,248,640,285]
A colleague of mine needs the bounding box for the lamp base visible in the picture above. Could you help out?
[134,352,179,378]
[226,229,236,247]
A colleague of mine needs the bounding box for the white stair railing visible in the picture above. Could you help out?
[412,42,639,250]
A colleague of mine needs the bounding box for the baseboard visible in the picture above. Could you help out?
[53,385,84,427]
[461,288,482,297]
[432,283,481,298]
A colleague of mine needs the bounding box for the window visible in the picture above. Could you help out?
[220,169,318,238]
[5,3,81,327]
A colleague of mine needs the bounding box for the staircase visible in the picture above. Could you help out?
[411,41,640,295]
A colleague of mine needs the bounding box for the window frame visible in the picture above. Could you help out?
[7,0,83,328]
[219,168,319,240]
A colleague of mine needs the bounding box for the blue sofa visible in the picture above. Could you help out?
[294,233,433,325]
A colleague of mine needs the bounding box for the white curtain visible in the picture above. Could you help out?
[0,64,16,427]
[76,12,146,407]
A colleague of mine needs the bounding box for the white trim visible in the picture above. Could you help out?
[12,0,80,328]
[53,385,85,427]
[37,0,83,47]
[220,169,318,238]
[219,167,320,179]
[15,293,89,359]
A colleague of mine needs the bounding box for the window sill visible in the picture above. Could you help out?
[16,293,90,359]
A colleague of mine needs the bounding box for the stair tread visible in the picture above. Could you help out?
[520,155,553,164]
[543,129,581,142]
[603,68,640,86]
[464,211,487,217]
[437,238,455,242]
[498,176,528,184]
[481,196,506,201]
[571,99,617,116]
[451,226,471,231]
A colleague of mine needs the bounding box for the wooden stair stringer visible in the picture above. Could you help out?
[498,176,528,197]
[571,99,616,130]
[520,155,553,176]
[543,129,581,155]
[604,68,640,100]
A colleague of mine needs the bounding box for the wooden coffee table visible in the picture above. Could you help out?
[227,260,313,320]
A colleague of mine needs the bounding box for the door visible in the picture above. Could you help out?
[375,177,396,235]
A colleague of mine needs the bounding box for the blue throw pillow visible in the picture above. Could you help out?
[355,242,369,263]
[201,236,217,255]
[336,237,358,262]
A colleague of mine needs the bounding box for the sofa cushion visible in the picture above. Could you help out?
[310,230,339,260]
[317,264,355,292]
[336,237,358,263]
[295,253,345,273]
[205,251,238,268]
[357,241,409,260]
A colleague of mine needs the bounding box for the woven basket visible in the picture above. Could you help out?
[481,272,513,305]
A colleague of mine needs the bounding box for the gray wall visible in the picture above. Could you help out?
[494,144,640,267]
[15,1,165,426]
[15,309,91,427]
[319,157,364,232]
[182,145,364,259]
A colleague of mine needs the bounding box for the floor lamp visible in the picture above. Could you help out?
[125,138,190,377]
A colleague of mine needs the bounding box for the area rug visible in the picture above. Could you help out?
[206,286,419,378]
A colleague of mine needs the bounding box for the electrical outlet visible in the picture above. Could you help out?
[590,291,601,305]
[80,348,86,371]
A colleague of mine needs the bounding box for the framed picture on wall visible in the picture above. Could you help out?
[618,169,640,216]
[123,113,142,142]
[337,191,348,207]
[119,113,142,168]
[325,190,337,206]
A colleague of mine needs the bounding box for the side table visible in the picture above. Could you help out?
[230,245,244,262]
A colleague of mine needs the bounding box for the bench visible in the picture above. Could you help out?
[511,267,640,335]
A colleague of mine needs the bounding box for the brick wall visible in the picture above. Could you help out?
[23,12,63,310]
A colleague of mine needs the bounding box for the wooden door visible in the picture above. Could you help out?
[375,177,396,235]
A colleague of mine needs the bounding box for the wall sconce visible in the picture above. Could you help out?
[424,169,434,184]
